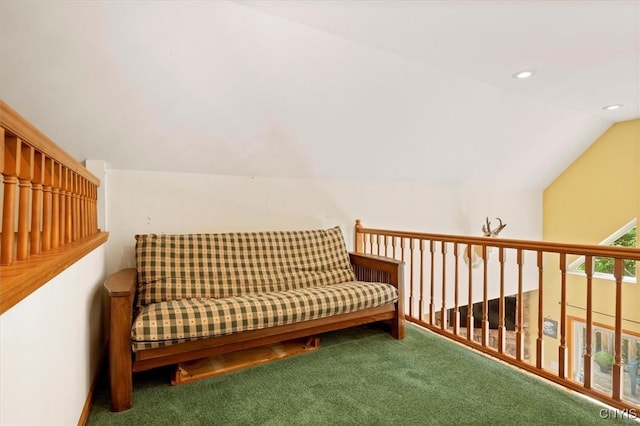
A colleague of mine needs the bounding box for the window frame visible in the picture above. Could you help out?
[568,218,637,284]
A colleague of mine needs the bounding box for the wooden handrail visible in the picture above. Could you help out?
[355,219,640,260]
[355,220,640,412]
[0,101,107,314]
[0,101,99,184]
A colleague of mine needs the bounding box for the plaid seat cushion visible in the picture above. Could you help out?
[135,227,356,308]
[131,281,397,351]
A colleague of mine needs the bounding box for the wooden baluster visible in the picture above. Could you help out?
[354,220,363,253]
[58,167,67,245]
[391,235,396,259]
[83,179,88,237]
[94,184,98,232]
[16,143,33,260]
[93,184,97,232]
[376,234,380,256]
[78,174,83,240]
[467,243,473,341]
[77,177,83,239]
[51,162,61,248]
[1,133,19,266]
[440,241,447,331]
[65,170,72,243]
[76,175,82,240]
[534,250,542,366]
[81,178,87,238]
[67,172,73,241]
[481,245,489,347]
[498,247,506,354]
[583,255,593,390]
[68,173,74,242]
[429,240,435,325]
[85,179,90,236]
[400,237,407,314]
[91,182,95,233]
[91,184,97,233]
[382,235,386,257]
[416,240,424,321]
[73,173,80,241]
[30,151,44,255]
[87,183,93,234]
[41,158,53,251]
[612,258,623,400]
[517,249,526,362]
[412,238,417,319]
[558,253,567,379]
[453,243,460,335]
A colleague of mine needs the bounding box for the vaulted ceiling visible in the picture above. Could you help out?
[1,1,638,189]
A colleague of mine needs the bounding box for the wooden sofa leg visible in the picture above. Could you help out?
[391,318,405,339]
[109,297,133,411]
[391,298,405,339]
[109,347,132,411]
[391,309,406,340]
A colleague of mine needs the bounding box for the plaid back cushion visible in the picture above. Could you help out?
[135,227,356,307]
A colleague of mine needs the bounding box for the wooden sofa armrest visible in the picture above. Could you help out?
[105,268,137,298]
[349,252,404,289]
[104,268,137,411]
[349,252,405,339]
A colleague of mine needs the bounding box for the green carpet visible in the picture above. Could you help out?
[88,324,636,425]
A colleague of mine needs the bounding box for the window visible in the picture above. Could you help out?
[571,319,640,403]
[569,219,637,283]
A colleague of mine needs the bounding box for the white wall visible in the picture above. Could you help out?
[0,246,106,426]
[105,168,541,305]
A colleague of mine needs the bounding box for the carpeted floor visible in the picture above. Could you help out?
[88,323,637,425]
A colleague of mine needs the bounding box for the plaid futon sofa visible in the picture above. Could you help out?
[106,225,404,412]
[132,227,398,351]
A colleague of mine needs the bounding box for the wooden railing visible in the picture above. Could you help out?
[0,101,108,314]
[355,220,640,412]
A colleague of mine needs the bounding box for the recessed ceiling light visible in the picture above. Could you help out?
[513,70,535,79]
[602,104,623,111]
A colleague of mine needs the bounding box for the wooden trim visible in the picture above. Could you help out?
[77,339,108,426]
[0,101,99,185]
[0,231,108,314]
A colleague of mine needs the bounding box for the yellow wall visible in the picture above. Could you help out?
[531,119,639,374]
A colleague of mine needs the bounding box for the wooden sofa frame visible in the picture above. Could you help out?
[105,252,405,412]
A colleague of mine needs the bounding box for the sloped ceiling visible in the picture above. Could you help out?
[1,1,638,189]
